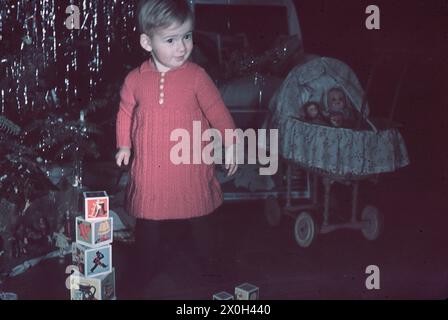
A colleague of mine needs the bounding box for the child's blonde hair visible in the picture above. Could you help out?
[137,0,194,36]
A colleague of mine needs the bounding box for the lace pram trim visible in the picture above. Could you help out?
[276,117,410,177]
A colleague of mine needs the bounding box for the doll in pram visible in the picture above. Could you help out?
[266,56,410,247]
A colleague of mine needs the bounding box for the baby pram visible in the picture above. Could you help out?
[266,56,410,247]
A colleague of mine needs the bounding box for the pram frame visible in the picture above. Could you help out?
[263,53,410,247]
[280,160,382,247]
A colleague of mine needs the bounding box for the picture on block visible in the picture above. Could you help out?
[86,198,108,219]
[94,219,113,245]
[72,243,85,276]
[70,269,116,300]
[85,246,112,277]
[76,219,92,244]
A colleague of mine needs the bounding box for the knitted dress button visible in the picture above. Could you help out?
[159,73,166,105]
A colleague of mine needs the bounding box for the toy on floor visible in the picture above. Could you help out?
[212,283,260,300]
[213,291,234,300]
[53,226,71,260]
[235,283,259,300]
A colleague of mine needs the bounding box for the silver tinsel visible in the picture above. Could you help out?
[0,0,137,114]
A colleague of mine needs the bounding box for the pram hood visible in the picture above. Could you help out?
[269,56,369,121]
[267,56,410,178]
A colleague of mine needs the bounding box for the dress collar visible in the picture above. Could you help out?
[139,58,191,74]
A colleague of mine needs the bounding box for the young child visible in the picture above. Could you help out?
[115,0,238,297]
[326,87,355,128]
[301,101,328,125]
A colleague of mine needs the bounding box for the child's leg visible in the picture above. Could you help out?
[190,214,215,260]
[187,210,220,276]
[133,218,164,294]
[158,218,188,265]
[158,216,212,273]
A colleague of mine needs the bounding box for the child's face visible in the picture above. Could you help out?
[328,90,346,113]
[306,104,319,118]
[140,18,194,72]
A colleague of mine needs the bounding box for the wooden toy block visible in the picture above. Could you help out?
[213,291,234,300]
[72,242,112,278]
[83,191,109,221]
[75,216,113,247]
[70,268,116,300]
[235,283,259,300]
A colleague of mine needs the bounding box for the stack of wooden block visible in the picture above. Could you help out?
[70,191,116,300]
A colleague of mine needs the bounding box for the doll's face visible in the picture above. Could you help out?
[328,89,346,113]
[306,104,319,118]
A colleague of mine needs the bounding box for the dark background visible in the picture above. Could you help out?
[294,0,448,190]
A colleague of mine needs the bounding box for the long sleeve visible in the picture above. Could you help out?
[116,74,137,149]
[195,67,237,147]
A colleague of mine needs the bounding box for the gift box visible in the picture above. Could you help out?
[72,242,112,277]
[235,283,259,300]
[213,291,234,300]
[75,216,113,247]
[70,268,116,300]
[83,191,109,221]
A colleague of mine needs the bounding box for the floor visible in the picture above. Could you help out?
[1,171,447,300]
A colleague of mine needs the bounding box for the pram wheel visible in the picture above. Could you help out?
[361,205,383,240]
[294,211,316,248]
[264,197,282,227]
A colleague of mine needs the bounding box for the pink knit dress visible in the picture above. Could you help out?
[116,59,236,220]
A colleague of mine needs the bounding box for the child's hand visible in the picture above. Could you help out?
[225,162,238,176]
[115,147,131,167]
[224,144,238,176]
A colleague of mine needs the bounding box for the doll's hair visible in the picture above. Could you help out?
[302,101,323,120]
[137,0,194,36]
